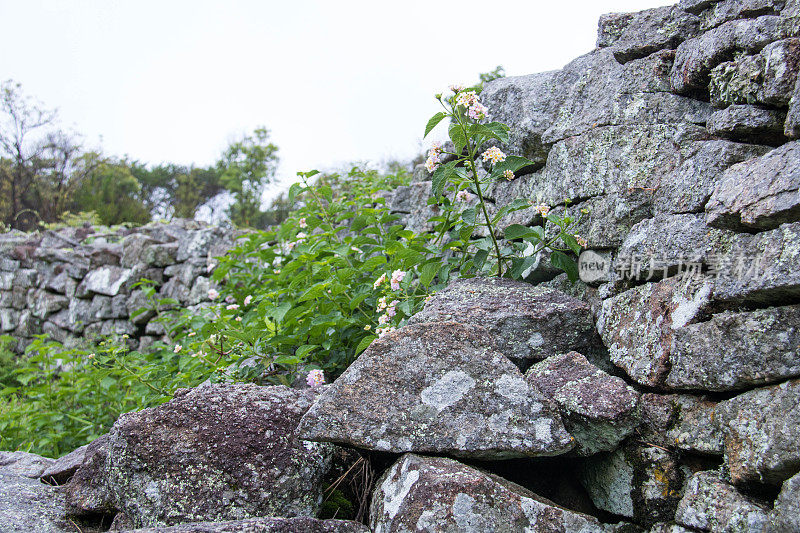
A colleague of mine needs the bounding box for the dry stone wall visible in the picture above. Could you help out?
[3,1,800,531]
[0,219,238,354]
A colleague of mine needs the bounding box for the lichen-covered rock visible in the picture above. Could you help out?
[716,379,800,485]
[64,434,114,516]
[481,70,562,168]
[671,16,786,95]
[580,443,684,526]
[760,37,800,104]
[597,276,712,387]
[0,451,54,478]
[396,181,439,234]
[617,214,735,277]
[0,472,73,533]
[299,321,573,459]
[711,222,800,304]
[547,190,653,249]
[526,351,641,456]
[708,52,765,106]
[407,277,597,368]
[666,395,723,455]
[541,125,709,207]
[621,49,676,94]
[597,12,636,48]
[652,140,770,216]
[610,6,701,63]
[667,305,800,391]
[127,517,370,533]
[706,141,800,231]
[76,266,132,298]
[674,471,770,532]
[102,384,336,528]
[41,444,88,485]
[371,454,610,533]
[706,104,787,144]
[787,77,800,138]
[700,0,786,31]
[770,470,800,531]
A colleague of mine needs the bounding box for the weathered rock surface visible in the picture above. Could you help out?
[706,104,787,144]
[597,276,712,387]
[653,140,770,216]
[597,12,636,48]
[667,305,800,391]
[610,6,701,63]
[64,434,114,515]
[408,277,597,368]
[298,321,573,459]
[371,454,611,533]
[706,140,800,231]
[712,222,800,304]
[526,351,641,455]
[770,470,800,531]
[787,77,800,138]
[674,471,770,532]
[580,443,684,526]
[716,378,800,484]
[104,384,336,528]
[0,472,72,533]
[671,16,787,95]
[127,517,370,533]
[41,444,88,484]
[76,265,132,298]
[0,451,54,478]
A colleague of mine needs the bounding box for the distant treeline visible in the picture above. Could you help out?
[0,80,293,230]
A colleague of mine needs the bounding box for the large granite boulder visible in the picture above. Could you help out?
[706,140,800,232]
[716,378,800,485]
[298,322,573,459]
[674,471,770,532]
[103,384,338,528]
[65,434,114,516]
[0,472,73,533]
[407,277,597,369]
[610,6,701,63]
[526,351,641,456]
[706,104,787,144]
[667,305,800,391]
[370,454,613,533]
[0,451,54,478]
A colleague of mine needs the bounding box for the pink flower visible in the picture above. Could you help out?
[173,344,182,354]
[425,154,440,174]
[373,273,387,289]
[385,300,397,318]
[306,369,325,388]
[503,169,515,181]
[468,102,488,120]
[533,204,550,217]
[390,270,406,291]
[455,190,475,203]
[378,313,390,325]
[226,304,240,310]
[298,217,307,228]
[449,84,464,93]
[244,295,253,306]
[207,288,220,300]
[482,147,506,164]
[575,235,588,248]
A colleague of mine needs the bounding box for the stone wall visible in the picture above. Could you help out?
[0,220,238,353]
[2,1,800,532]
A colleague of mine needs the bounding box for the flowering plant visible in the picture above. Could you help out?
[423,85,586,279]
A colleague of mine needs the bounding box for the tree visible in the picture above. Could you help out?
[0,80,58,229]
[217,127,279,228]
[131,163,223,221]
[70,153,151,225]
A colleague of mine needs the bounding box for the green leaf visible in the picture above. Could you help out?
[355,335,376,355]
[461,207,477,225]
[550,251,579,282]
[295,345,318,359]
[448,123,467,154]
[561,233,583,255]
[264,302,292,323]
[288,182,304,204]
[504,224,538,240]
[509,255,538,280]
[424,112,447,138]
[419,262,440,288]
[483,122,510,144]
[473,249,489,269]
[490,155,537,181]
[431,162,458,199]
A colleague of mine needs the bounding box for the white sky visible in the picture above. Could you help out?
[0,0,671,200]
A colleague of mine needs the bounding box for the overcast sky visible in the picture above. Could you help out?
[0,0,671,199]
